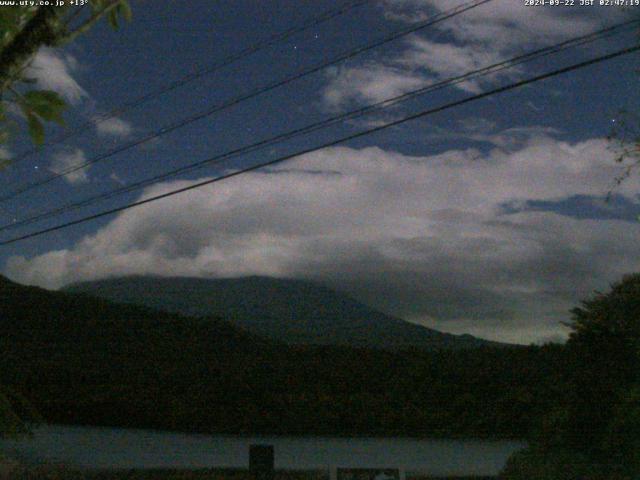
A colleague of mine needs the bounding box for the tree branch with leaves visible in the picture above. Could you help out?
[0,1,131,162]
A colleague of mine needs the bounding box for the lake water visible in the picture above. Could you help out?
[0,425,525,476]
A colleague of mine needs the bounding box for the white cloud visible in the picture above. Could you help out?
[26,48,87,104]
[49,148,89,184]
[395,36,520,93]
[6,131,640,344]
[95,116,133,137]
[323,64,427,110]
[22,49,137,140]
[386,0,616,46]
[323,0,623,109]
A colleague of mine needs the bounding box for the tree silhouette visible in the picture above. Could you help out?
[0,1,131,160]
[502,273,640,478]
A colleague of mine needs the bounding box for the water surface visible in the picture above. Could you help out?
[0,425,525,476]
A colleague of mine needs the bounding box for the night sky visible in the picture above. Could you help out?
[2,0,639,344]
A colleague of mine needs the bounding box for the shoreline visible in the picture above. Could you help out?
[0,463,498,480]
[20,422,527,443]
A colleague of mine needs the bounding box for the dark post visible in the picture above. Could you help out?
[249,444,274,480]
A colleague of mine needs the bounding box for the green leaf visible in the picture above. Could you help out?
[117,1,132,22]
[26,112,44,146]
[106,2,131,30]
[23,89,67,109]
[0,8,32,48]
[108,8,120,29]
[22,90,67,125]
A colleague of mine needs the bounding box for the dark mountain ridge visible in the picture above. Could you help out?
[64,275,501,350]
[0,273,558,438]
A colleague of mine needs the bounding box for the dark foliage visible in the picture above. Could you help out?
[502,273,640,479]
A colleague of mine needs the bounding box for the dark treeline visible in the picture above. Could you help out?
[501,274,640,478]
[0,276,565,439]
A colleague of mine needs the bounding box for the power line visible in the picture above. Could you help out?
[1,43,637,247]
[0,22,634,232]
[8,0,371,166]
[0,19,635,233]
[2,0,489,200]
[0,0,493,204]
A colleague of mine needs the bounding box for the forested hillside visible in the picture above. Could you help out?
[65,276,502,350]
[1,275,562,438]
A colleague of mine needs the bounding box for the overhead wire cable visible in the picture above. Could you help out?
[0,0,493,203]
[8,0,371,166]
[1,43,638,246]
[0,19,636,233]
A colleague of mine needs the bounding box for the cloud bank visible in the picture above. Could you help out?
[6,130,640,344]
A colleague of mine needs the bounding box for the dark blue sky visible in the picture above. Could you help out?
[2,0,639,343]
